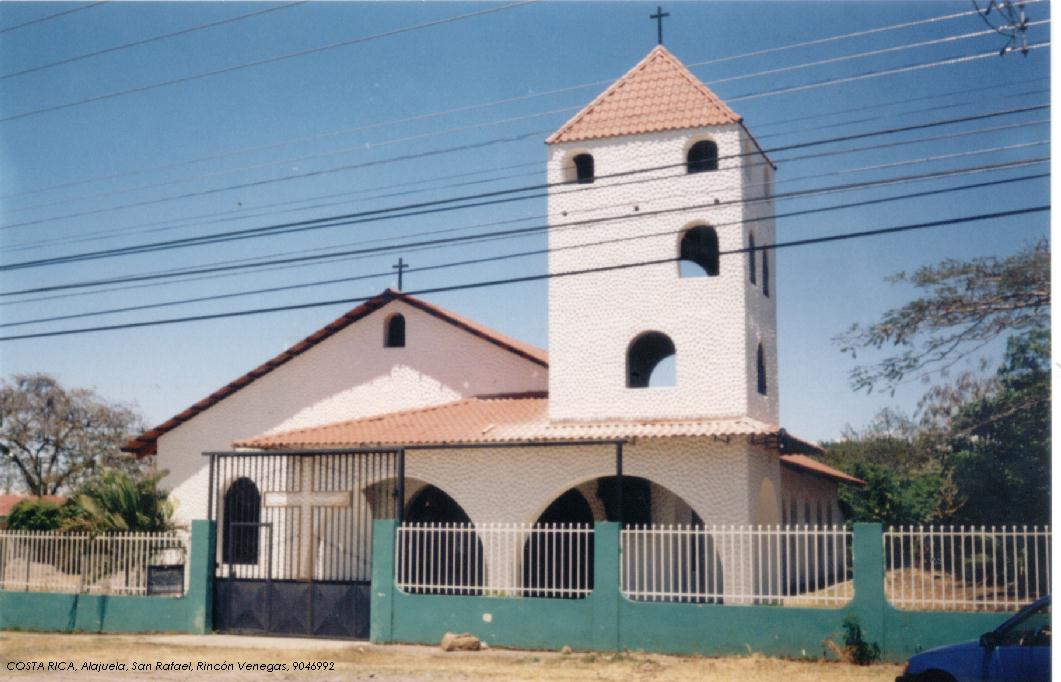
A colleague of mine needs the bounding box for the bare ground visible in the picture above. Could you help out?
[0,631,903,681]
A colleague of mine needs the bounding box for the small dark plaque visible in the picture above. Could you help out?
[147,564,185,596]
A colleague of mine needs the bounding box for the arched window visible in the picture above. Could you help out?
[756,343,767,395]
[748,234,757,285]
[573,153,594,184]
[222,478,260,565]
[627,331,676,388]
[762,250,770,297]
[686,140,718,173]
[384,313,405,348]
[679,225,719,277]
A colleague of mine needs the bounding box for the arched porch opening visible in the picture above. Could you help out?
[526,475,724,602]
[401,484,483,595]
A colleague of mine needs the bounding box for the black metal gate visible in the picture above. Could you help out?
[207,449,402,639]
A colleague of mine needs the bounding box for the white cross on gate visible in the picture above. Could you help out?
[264,458,351,580]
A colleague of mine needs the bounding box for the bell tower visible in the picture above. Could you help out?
[545,46,778,425]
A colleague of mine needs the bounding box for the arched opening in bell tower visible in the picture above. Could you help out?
[686,139,719,173]
[679,225,720,278]
[627,331,676,388]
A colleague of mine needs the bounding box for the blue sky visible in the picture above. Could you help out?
[0,1,1050,441]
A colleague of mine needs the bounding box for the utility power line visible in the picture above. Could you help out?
[2,155,1046,297]
[0,1,537,123]
[0,3,306,80]
[7,85,1047,256]
[3,133,1044,302]
[2,8,1046,201]
[0,169,1048,330]
[1,102,1046,268]
[729,41,1050,102]
[0,2,104,34]
[0,205,1046,343]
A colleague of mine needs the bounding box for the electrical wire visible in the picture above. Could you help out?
[2,7,1047,201]
[0,205,1046,342]
[0,3,306,80]
[0,168,1048,330]
[2,155,1047,297]
[0,2,105,34]
[1,102,1046,268]
[0,2,537,124]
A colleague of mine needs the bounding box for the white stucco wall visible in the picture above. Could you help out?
[403,437,776,528]
[546,126,778,423]
[158,299,547,523]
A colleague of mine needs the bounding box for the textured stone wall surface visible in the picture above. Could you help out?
[546,126,778,423]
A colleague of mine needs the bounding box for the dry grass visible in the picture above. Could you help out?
[0,631,903,681]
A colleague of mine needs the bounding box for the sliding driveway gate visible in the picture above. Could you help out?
[207,449,401,638]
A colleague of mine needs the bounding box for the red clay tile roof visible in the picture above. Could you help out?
[122,290,548,457]
[781,454,865,486]
[547,45,742,145]
[234,393,812,455]
[0,495,66,517]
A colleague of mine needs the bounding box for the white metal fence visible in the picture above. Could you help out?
[884,525,1050,612]
[621,525,853,607]
[396,523,593,598]
[0,531,188,596]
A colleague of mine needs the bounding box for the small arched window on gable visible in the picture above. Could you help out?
[679,225,719,278]
[384,313,406,348]
[762,249,770,297]
[572,153,595,184]
[687,140,718,173]
[748,233,757,285]
[627,331,676,388]
[222,477,260,565]
[756,343,767,395]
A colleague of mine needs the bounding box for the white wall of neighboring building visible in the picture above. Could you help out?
[780,465,845,527]
[546,125,778,423]
[158,299,547,523]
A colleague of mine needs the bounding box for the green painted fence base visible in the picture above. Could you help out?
[371,520,1012,662]
[0,520,214,635]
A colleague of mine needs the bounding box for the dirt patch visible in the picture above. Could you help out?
[0,631,902,681]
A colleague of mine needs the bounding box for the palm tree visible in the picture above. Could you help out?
[64,469,175,533]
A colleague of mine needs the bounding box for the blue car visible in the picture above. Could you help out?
[897,595,1050,682]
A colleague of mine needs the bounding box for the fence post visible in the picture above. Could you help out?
[851,523,886,652]
[187,520,216,634]
[370,519,397,644]
[590,522,620,652]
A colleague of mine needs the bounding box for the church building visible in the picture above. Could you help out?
[123,45,861,636]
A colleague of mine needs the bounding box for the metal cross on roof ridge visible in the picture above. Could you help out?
[650,5,670,46]
[392,257,409,291]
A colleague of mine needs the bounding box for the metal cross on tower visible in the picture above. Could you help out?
[392,257,408,291]
[650,6,670,46]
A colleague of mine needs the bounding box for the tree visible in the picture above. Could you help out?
[828,330,1050,525]
[944,329,1050,525]
[836,239,1048,393]
[822,409,945,525]
[0,373,146,495]
[63,469,175,533]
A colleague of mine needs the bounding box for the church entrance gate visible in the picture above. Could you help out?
[207,449,402,639]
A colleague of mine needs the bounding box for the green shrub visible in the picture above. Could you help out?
[841,614,881,665]
[6,499,64,530]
